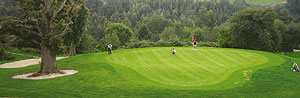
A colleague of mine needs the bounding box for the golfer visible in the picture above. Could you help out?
[108,44,112,54]
[193,40,197,50]
[292,62,300,72]
[171,48,176,55]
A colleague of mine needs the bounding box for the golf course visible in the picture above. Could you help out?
[0,47,299,97]
[1,0,300,97]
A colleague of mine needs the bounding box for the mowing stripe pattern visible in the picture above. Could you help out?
[105,47,269,86]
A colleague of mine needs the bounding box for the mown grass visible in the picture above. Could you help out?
[106,47,279,88]
[0,47,299,97]
[283,51,300,58]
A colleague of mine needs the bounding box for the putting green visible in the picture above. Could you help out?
[105,47,282,87]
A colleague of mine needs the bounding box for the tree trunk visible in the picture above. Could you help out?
[69,43,76,56]
[39,46,60,74]
[0,42,7,61]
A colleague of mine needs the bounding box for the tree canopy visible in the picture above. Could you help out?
[0,0,84,73]
[218,7,300,52]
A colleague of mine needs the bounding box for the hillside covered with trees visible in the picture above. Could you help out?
[0,0,300,61]
[1,1,300,97]
[85,0,300,52]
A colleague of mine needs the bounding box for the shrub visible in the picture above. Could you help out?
[198,41,218,47]
[99,33,121,51]
[155,40,172,47]
[127,40,154,48]
[170,40,185,46]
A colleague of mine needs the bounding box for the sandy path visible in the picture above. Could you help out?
[0,57,68,68]
[12,70,78,80]
[294,50,300,52]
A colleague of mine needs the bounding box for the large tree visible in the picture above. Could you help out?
[147,14,170,42]
[88,12,107,42]
[228,8,277,51]
[159,27,178,41]
[105,23,133,45]
[274,5,293,24]
[195,6,208,28]
[205,10,217,32]
[64,5,89,56]
[0,0,83,74]
[136,24,152,41]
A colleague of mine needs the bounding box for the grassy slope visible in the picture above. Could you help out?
[106,47,272,87]
[0,47,299,97]
[283,51,300,58]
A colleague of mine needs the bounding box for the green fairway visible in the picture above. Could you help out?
[0,47,299,97]
[106,47,271,87]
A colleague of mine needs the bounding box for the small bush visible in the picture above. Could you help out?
[112,39,217,50]
[198,42,218,47]
[155,40,172,47]
[127,40,154,48]
[170,40,185,46]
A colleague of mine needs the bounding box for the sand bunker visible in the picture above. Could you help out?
[12,70,78,80]
[0,57,67,68]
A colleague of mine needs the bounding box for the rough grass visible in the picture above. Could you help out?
[0,47,299,97]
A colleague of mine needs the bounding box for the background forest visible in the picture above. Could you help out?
[1,0,300,60]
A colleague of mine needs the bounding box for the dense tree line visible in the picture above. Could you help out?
[1,0,300,61]
[0,0,255,55]
[218,6,300,52]
[85,0,252,51]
